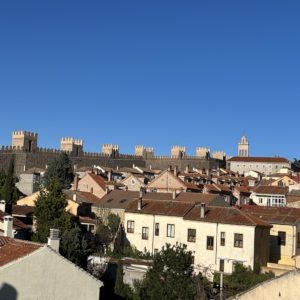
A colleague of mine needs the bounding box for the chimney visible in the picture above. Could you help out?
[137,198,142,211]
[3,215,13,237]
[139,187,144,199]
[185,165,189,173]
[73,174,79,191]
[47,229,60,252]
[172,190,176,199]
[174,165,178,176]
[73,193,77,202]
[108,170,112,182]
[200,203,206,219]
[0,200,5,212]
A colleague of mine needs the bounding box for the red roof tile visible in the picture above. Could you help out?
[228,156,289,163]
[0,237,42,267]
[88,173,107,190]
[253,186,289,195]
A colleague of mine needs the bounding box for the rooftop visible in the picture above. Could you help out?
[228,156,289,163]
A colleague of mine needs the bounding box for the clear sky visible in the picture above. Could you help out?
[0,1,299,158]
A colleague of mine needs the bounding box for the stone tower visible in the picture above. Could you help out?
[171,146,186,158]
[12,131,38,152]
[238,135,249,157]
[102,144,119,157]
[60,137,84,157]
[135,145,154,159]
[196,147,210,158]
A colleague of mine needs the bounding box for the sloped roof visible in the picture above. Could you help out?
[0,237,42,267]
[239,205,300,225]
[228,156,289,163]
[252,186,289,195]
[12,205,34,216]
[87,173,107,190]
[64,190,102,204]
[184,206,271,227]
[0,211,29,230]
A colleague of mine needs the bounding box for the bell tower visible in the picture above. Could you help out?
[238,135,249,157]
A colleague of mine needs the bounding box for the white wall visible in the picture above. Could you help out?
[0,247,102,300]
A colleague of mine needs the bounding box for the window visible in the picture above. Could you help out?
[220,232,225,246]
[207,236,214,250]
[220,259,224,272]
[298,233,300,248]
[142,227,149,240]
[191,256,195,265]
[127,220,135,233]
[167,224,175,238]
[154,249,158,255]
[187,229,196,242]
[259,198,263,204]
[155,223,160,236]
[278,231,286,246]
[234,233,243,248]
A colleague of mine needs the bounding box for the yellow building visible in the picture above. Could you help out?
[240,206,300,275]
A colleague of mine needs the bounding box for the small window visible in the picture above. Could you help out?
[127,220,135,233]
[142,227,149,240]
[187,229,196,243]
[297,233,300,248]
[278,231,286,246]
[220,232,225,246]
[191,255,195,265]
[220,259,224,272]
[154,248,158,255]
[155,223,160,236]
[167,224,175,238]
[207,236,214,250]
[234,233,243,248]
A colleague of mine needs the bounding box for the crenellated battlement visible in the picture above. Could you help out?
[212,150,226,160]
[196,147,210,158]
[12,131,38,138]
[171,145,186,158]
[61,137,84,146]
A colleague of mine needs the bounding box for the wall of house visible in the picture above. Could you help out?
[0,247,101,300]
[251,193,286,207]
[77,174,106,198]
[122,175,144,191]
[228,161,290,175]
[234,270,300,300]
[124,212,259,276]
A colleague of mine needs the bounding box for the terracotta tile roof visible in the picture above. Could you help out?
[0,237,42,267]
[286,190,300,203]
[239,205,300,225]
[12,205,34,216]
[79,216,98,225]
[184,182,202,191]
[64,190,102,204]
[204,184,232,193]
[252,186,289,195]
[126,199,194,217]
[94,190,174,209]
[228,156,289,163]
[184,206,271,227]
[175,193,229,206]
[234,186,252,195]
[88,173,107,190]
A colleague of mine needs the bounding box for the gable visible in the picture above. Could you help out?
[147,170,186,190]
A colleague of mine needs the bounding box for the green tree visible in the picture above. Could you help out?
[108,213,120,236]
[60,225,89,269]
[44,152,74,189]
[33,179,72,243]
[1,158,19,212]
[114,263,134,300]
[214,263,274,298]
[140,244,195,300]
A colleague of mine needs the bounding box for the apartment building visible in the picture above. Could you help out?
[124,199,271,277]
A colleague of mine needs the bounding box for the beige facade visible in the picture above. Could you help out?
[147,170,186,193]
[0,245,102,299]
[77,173,106,198]
[121,174,145,191]
[233,269,300,300]
[124,206,269,277]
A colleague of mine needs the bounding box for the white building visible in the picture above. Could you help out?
[227,157,290,175]
[124,199,271,277]
[250,186,289,207]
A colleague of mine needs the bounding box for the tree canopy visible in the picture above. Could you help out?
[44,152,74,189]
[33,179,72,243]
[140,244,195,300]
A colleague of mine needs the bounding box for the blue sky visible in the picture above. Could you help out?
[0,1,299,158]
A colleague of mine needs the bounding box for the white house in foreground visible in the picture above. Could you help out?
[0,234,102,300]
[124,199,271,277]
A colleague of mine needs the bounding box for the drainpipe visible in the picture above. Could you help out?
[215,223,219,268]
[152,214,155,256]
